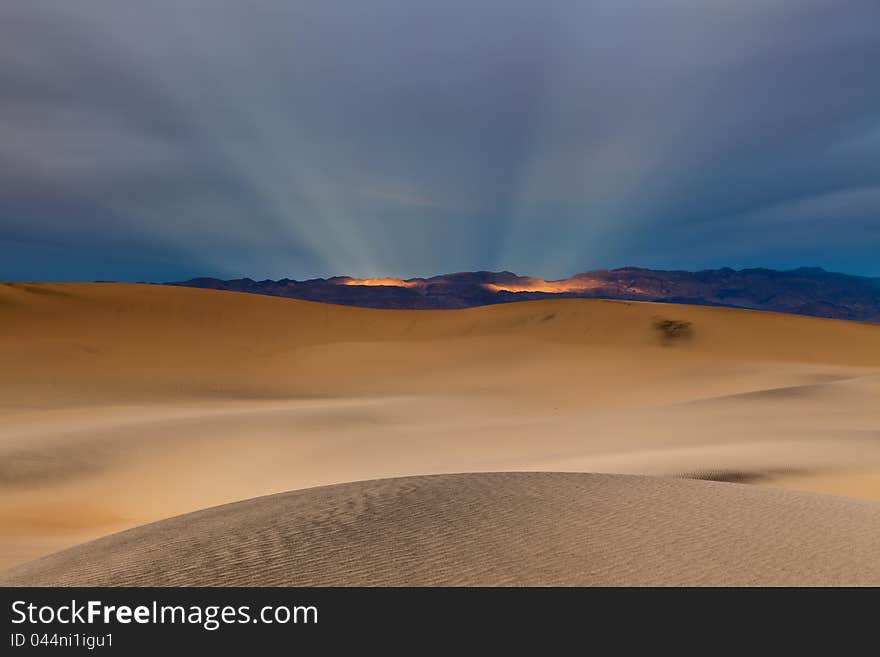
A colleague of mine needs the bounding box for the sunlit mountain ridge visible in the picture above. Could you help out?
[168,267,880,321]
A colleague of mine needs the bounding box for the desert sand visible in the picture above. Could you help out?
[1,282,879,583]
[3,472,880,586]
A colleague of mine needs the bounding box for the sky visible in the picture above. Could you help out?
[1,0,879,282]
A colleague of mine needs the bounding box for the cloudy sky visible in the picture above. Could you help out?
[2,0,879,281]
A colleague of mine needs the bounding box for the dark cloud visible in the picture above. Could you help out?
[1,0,878,281]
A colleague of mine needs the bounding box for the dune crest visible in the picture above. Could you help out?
[3,473,879,587]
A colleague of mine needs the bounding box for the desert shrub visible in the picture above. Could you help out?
[653,318,693,344]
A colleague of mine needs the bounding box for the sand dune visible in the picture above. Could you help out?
[3,473,879,586]
[1,282,879,579]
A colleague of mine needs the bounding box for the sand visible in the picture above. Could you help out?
[3,472,879,586]
[1,282,879,582]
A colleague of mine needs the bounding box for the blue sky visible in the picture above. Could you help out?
[1,0,879,281]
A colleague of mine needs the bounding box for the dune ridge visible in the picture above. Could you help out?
[3,472,879,587]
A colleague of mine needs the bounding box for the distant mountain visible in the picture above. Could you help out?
[168,267,880,321]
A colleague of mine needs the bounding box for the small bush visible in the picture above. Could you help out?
[653,318,693,344]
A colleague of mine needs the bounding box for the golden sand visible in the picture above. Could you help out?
[1,282,878,582]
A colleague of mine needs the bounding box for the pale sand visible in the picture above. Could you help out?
[1,282,879,581]
[2,472,879,586]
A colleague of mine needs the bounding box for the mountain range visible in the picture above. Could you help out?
[168,267,880,322]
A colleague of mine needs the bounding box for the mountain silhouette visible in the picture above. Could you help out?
[168,267,880,321]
